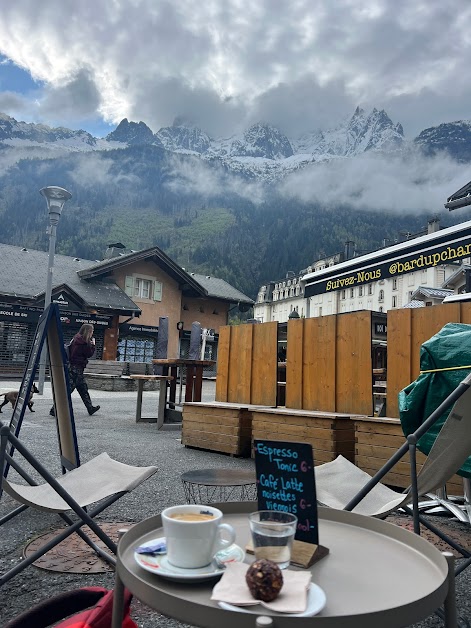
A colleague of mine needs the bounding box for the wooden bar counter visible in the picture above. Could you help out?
[182,402,255,456]
[251,407,356,464]
[354,415,463,492]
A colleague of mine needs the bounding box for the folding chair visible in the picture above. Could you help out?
[0,303,158,586]
[0,423,157,586]
[314,371,471,576]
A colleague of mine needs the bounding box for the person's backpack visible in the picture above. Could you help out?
[5,586,137,628]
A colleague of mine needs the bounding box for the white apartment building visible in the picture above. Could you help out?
[254,220,471,323]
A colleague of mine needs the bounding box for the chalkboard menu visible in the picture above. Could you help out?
[254,439,319,545]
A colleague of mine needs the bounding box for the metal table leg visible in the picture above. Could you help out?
[135,379,144,422]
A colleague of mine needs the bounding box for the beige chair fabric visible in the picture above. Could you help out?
[315,382,471,517]
[3,452,157,513]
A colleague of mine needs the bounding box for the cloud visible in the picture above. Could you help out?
[279,147,471,213]
[165,153,266,203]
[0,90,30,113]
[0,1,469,137]
[39,68,102,126]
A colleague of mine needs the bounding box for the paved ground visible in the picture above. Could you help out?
[0,380,469,627]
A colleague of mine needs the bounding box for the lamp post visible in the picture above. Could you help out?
[37,186,72,394]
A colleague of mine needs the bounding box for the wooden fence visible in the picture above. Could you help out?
[386,302,471,417]
[216,303,471,417]
[215,321,278,406]
[216,312,373,415]
[285,311,373,415]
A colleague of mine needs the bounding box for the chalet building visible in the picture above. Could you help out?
[254,219,471,323]
[0,242,252,376]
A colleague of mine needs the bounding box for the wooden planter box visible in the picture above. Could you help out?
[354,416,463,493]
[182,403,253,457]
[251,408,355,464]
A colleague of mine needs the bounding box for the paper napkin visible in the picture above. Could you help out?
[211,562,312,613]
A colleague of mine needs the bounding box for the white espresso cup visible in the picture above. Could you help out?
[161,504,236,569]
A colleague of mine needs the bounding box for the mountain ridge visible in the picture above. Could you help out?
[1,106,468,181]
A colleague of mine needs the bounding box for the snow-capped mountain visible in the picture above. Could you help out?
[414,121,471,162]
[156,121,211,154]
[0,112,119,152]
[293,107,404,158]
[0,107,470,181]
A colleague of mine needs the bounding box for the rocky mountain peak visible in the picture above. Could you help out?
[155,122,211,154]
[0,114,96,145]
[106,118,154,145]
[230,122,293,159]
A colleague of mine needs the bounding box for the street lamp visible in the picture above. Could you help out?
[37,186,72,394]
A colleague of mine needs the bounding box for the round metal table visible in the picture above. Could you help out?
[181,468,257,503]
[112,502,453,628]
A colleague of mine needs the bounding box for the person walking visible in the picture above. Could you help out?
[50,323,100,416]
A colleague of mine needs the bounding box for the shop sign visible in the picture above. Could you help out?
[305,234,471,297]
[60,312,113,328]
[51,290,83,311]
[0,304,42,324]
[120,323,160,336]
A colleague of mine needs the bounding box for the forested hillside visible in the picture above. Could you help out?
[0,143,462,298]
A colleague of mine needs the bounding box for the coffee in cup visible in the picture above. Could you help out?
[162,504,236,569]
[169,512,214,522]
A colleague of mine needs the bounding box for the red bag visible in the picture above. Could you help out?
[5,586,137,628]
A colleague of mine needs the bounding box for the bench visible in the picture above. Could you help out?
[84,360,125,377]
[84,361,159,392]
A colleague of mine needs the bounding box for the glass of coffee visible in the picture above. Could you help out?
[249,510,297,569]
[161,504,236,569]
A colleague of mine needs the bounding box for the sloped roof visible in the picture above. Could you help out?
[190,273,253,304]
[0,243,140,315]
[410,286,454,300]
[403,300,425,309]
[77,246,206,298]
[442,264,471,288]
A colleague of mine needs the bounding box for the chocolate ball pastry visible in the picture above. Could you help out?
[245,559,284,602]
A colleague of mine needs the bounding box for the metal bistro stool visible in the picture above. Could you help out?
[181,468,257,504]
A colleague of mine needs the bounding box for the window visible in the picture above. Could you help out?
[368,284,373,295]
[379,289,384,302]
[125,276,162,301]
[392,295,397,308]
[350,288,354,298]
[117,336,155,362]
[392,278,397,290]
[341,290,346,300]
[135,278,152,299]
[359,286,363,297]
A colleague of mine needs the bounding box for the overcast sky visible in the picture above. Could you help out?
[0,0,470,139]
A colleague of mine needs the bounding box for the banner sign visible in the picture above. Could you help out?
[254,439,319,545]
[305,232,471,297]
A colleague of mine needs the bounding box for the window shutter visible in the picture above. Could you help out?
[125,275,134,297]
[153,281,162,301]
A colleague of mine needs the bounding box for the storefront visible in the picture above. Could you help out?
[117,323,160,362]
[0,303,112,377]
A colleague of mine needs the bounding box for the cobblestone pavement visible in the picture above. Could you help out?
[0,380,469,627]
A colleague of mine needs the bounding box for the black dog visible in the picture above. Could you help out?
[0,383,40,412]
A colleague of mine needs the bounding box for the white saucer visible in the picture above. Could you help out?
[134,537,245,582]
[218,583,327,617]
